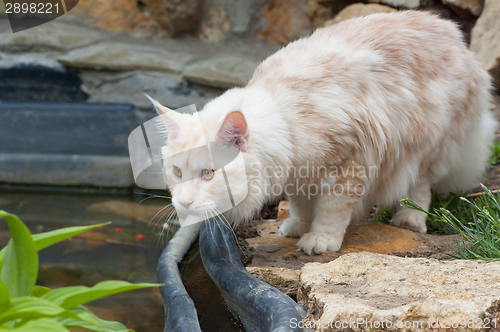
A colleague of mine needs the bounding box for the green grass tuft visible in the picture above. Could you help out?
[401,184,500,261]
[372,191,473,235]
[489,141,500,165]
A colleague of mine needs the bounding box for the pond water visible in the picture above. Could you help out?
[0,189,241,332]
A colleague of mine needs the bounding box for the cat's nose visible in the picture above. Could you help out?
[179,201,193,209]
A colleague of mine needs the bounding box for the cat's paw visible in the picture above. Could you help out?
[391,209,427,233]
[278,217,310,238]
[296,232,342,255]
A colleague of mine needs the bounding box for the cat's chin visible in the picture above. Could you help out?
[178,214,204,227]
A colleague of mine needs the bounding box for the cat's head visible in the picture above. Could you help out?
[150,97,250,226]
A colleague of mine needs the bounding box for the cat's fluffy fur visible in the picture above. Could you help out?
[156,11,497,255]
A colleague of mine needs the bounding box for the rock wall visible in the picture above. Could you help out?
[58,0,499,88]
[63,0,483,43]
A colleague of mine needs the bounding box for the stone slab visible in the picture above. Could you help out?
[0,21,103,53]
[470,0,500,90]
[325,3,396,26]
[246,266,299,300]
[0,102,135,156]
[0,56,86,102]
[58,42,192,74]
[298,252,500,331]
[368,0,420,8]
[246,220,460,271]
[81,71,221,109]
[0,51,64,71]
[441,0,483,16]
[0,153,133,187]
[183,55,258,89]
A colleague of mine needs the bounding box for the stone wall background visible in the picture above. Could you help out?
[63,0,481,43]
[0,0,498,105]
[55,0,499,91]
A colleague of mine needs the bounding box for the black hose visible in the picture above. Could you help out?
[199,219,307,332]
[157,223,202,332]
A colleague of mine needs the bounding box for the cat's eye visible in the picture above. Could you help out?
[173,166,182,178]
[201,168,215,181]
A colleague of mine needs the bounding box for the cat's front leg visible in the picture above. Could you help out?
[278,192,313,237]
[297,172,364,255]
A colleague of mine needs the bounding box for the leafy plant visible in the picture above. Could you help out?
[0,210,161,331]
[401,184,500,261]
[489,141,500,165]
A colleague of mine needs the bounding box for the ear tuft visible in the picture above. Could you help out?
[145,94,171,115]
[215,111,249,151]
[145,94,181,140]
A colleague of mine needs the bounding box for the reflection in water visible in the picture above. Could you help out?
[0,191,241,332]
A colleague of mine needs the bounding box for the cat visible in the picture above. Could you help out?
[150,11,497,255]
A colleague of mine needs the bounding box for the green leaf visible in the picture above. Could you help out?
[42,280,161,310]
[0,281,9,307]
[57,305,133,332]
[0,222,110,265]
[0,211,37,298]
[0,318,69,331]
[31,286,51,298]
[0,296,64,325]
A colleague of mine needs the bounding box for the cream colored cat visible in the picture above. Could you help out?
[151,11,497,255]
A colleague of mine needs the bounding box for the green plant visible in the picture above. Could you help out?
[425,191,472,235]
[373,191,474,235]
[372,205,396,225]
[401,184,500,261]
[0,210,161,331]
[490,141,500,165]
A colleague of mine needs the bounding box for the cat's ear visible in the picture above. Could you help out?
[216,111,249,151]
[145,94,182,140]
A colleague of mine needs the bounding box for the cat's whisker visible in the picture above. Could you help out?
[133,191,171,200]
[212,207,245,254]
[146,204,173,236]
[156,209,176,239]
[207,210,224,256]
[157,210,176,253]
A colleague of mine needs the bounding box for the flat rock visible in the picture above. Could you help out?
[246,220,460,271]
[81,71,221,109]
[441,0,484,16]
[0,21,103,53]
[298,252,500,331]
[470,0,500,90]
[325,3,396,26]
[0,52,64,71]
[0,153,133,188]
[246,266,299,299]
[183,55,258,89]
[367,0,419,8]
[58,42,192,73]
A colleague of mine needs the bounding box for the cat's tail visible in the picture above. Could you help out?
[432,109,497,195]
